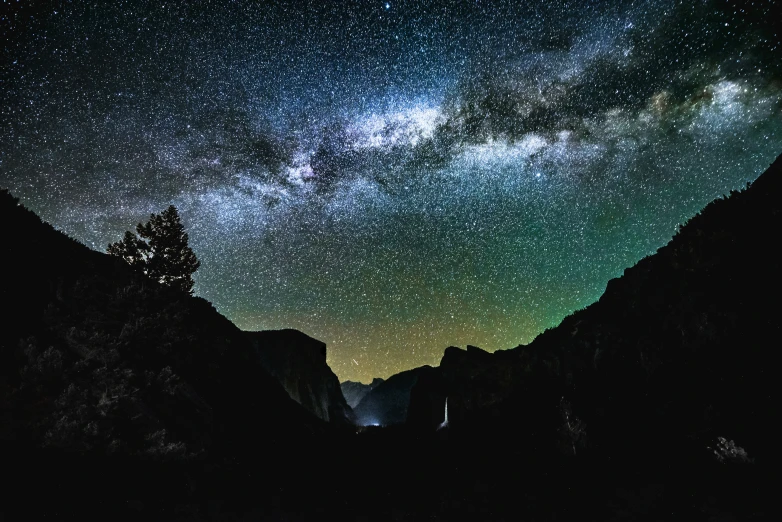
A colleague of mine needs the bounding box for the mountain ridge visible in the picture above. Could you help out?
[341,377,384,409]
[353,365,435,426]
[0,188,325,459]
[408,153,782,464]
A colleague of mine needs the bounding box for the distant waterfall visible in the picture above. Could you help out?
[437,397,449,430]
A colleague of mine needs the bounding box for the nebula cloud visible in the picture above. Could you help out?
[2,0,780,382]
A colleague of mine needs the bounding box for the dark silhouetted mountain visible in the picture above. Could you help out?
[353,366,436,426]
[409,154,782,465]
[244,329,355,424]
[4,150,781,521]
[0,189,323,462]
[341,377,384,409]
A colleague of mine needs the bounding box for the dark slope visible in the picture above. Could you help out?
[409,154,782,464]
[0,189,323,454]
[353,366,435,426]
[0,189,329,516]
[341,377,384,409]
[244,329,355,424]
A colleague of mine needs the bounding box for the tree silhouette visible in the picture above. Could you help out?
[108,206,200,294]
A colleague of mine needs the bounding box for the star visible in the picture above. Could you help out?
[2,0,780,383]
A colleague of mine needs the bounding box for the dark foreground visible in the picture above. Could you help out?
[3,426,775,521]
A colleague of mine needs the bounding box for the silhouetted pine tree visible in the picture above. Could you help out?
[108,206,200,294]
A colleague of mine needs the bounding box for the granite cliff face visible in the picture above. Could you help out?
[409,155,782,463]
[244,329,355,424]
[341,378,384,409]
[353,366,435,426]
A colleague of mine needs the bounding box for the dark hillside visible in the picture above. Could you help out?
[0,189,326,516]
[409,154,782,467]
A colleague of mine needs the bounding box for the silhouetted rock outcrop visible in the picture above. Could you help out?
[341,377,384,409]
[0,189,323,461]
[353,366,436,426]
[244,329,355,424]
[409,154,782,464]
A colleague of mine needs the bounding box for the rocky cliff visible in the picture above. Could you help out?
[340,378,384,409]
[244,329,355,424]
[409,154,782,463]
[353,366,435,426]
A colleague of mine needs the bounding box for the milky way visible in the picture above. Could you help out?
[3,0,781,382]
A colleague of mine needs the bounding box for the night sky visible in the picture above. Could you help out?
[3,0,781,383]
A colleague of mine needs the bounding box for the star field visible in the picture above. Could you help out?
[2,0,781,383]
